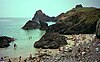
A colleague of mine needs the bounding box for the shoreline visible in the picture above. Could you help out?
[1,34,100,62]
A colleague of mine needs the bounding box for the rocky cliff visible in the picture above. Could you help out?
[32,10,56,22]
[34,5,100,49]
[39,20,48,30]
[96,19,100,38]
[22,10,56,30]
[47,7,100,34]
[22,20,40,30]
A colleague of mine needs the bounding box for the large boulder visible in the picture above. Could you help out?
[96,19,100,38]
[0,36,14,48]
[34,33,67,49]
[46,7,100,34]
[22,20,40,30]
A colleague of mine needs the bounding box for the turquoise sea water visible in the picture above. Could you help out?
[0,18,55,58]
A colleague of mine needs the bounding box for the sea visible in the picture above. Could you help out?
[0,18,55,58]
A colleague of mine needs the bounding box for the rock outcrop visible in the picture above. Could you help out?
[22,10,56,30]
[39,20,48,30]
[34,33,67,49]
[32,10,56,22]
[47,7,100,34]
[0,36,14,48]
[75,4,83,8]
[96,19,100,38]
[22,20,40,30]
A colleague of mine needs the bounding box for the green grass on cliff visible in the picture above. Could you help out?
[68,7,96,13]
[64,7,100,25]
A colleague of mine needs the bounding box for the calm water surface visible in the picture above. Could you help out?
[0,18,55,58]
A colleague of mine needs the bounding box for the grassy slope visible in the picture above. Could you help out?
[48,7,100,34]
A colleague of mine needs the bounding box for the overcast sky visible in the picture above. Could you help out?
[0,0,100,18]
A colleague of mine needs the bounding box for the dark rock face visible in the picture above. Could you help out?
[32,10,56,22]
[0,36,14,48]
[47,7,100,34]
[22,10,57,30]
[22,20,40,30]
[39,20,48,30]
[96,19,100,38]
[55,13,66,22]
[75,4,83,8]
[34,33,67,49]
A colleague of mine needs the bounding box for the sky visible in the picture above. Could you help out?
[0,0,100,18]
